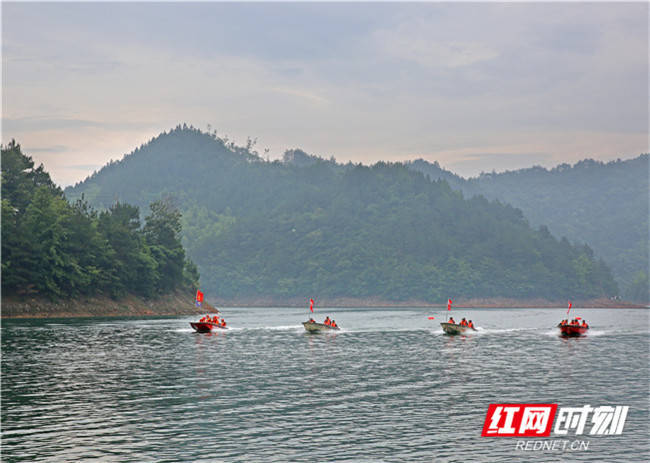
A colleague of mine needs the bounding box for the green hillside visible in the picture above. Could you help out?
[2,140,199,301]
[64,125,619,302]
[410,155,649,302]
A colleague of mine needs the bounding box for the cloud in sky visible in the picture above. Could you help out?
[2,2,648,185]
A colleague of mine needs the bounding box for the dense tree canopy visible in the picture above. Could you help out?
[64,126,619,302]
[1,141,199,299]
[409,155,649,302]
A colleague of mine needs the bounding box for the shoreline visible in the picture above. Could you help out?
[2,295,645,319]
[1,290,219,319]
[207,296,647,310]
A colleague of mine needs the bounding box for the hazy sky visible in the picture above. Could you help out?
[2,2,648,186]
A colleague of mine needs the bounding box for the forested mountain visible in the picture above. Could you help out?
[409,155,649,302]
[1,141,199,300]
[65,126,618,302]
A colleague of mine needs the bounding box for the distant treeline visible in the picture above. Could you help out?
[65,126,619,302]
[408,154,649,302]
[1,141,199,300]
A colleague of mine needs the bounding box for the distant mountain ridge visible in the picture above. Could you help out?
[408,154,649,302]
[65,125,620,303]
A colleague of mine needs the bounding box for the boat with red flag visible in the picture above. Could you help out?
[190,292,227,332]
[558,302,589,336]
[436,300,477,335]
[302,300,341,333]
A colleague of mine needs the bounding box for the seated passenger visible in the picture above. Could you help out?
[460,318,467,326]
[324,317,331,326]
[308,318,315,323]
[221,319,226,327]
[331,320,337,328]
[448,317,455,324]
[581,320,588,328]
[468,320,474,329]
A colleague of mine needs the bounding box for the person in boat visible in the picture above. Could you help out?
[324,317,331,326]
[460,318,467,326]
[581,320,589,328]
[331,320,338,328]
[468,320,474,329]
[448,317,456,325]
[221,319,226,328]
[561,319,568,326]
[308,318,315,323]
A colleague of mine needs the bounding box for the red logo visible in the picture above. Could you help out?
[482,404,558,437]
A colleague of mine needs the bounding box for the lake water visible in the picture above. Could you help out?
[2,307,649,462]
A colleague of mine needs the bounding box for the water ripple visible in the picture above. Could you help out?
[2,308,649,462]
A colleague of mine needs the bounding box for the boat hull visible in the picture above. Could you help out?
[440,322,476,335]
[190,322,227,333]
[558,325,588,337]
[303,321,340,333]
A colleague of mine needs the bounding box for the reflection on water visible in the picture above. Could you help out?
[2,308,649,462]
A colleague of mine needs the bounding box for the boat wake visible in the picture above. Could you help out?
[584,330,607,337]
[474,327,536,335]
[338,328,431,335]
[234,325,304,333]
[542,329,609,337]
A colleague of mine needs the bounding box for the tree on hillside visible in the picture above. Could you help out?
[144,199,186,292]
[1,141,199,300]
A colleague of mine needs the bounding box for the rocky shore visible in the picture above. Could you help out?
[1,290,219,319]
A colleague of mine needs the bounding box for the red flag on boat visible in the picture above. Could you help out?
[309,298,314,313]
[447,299,453,311]
[195,290,204,307]
[566,301,572,315]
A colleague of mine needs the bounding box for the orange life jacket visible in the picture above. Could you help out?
[468,322,474,329]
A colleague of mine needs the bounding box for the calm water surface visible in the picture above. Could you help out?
[2,307,649,462]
